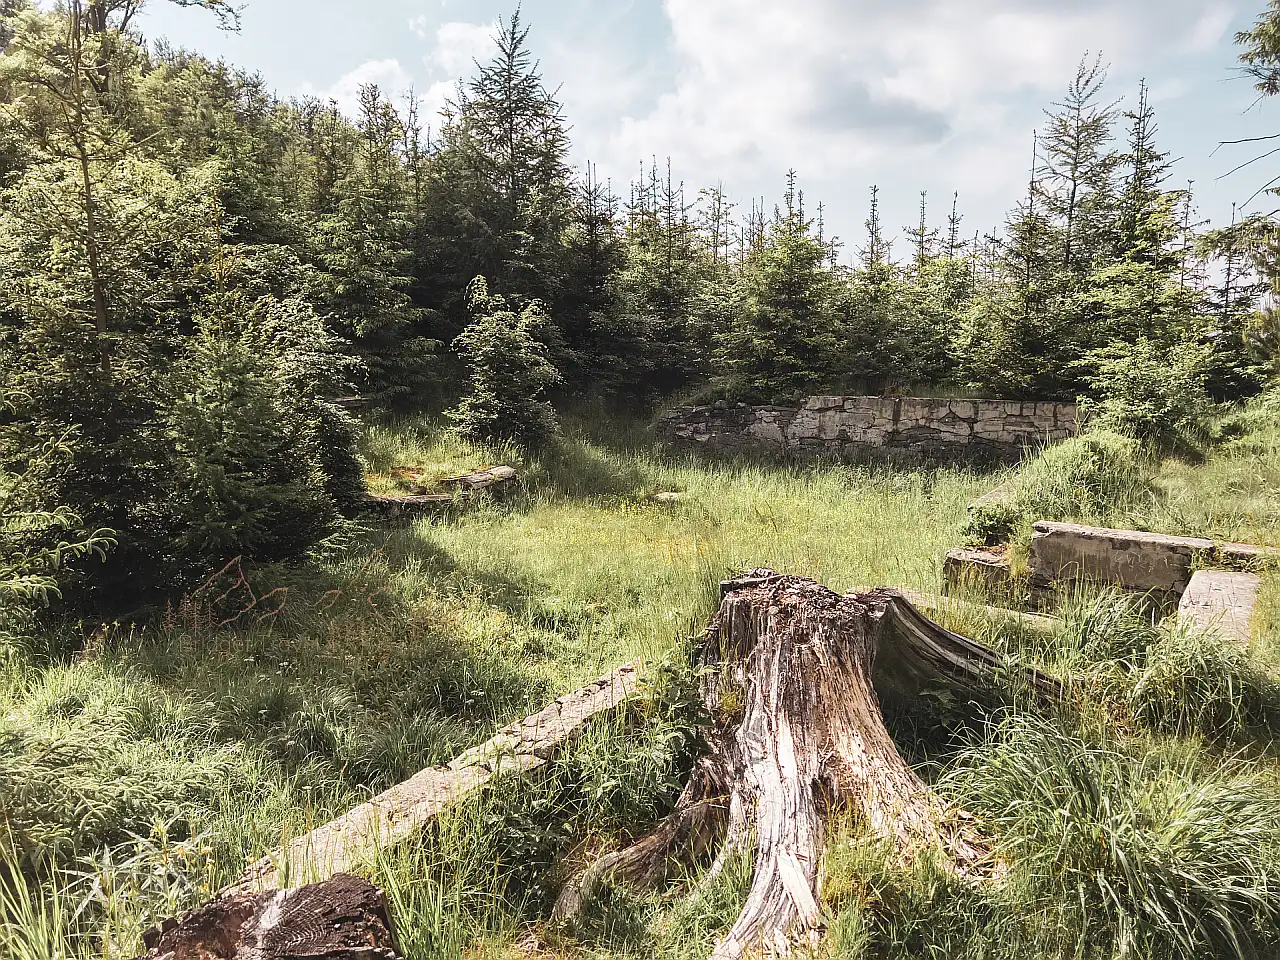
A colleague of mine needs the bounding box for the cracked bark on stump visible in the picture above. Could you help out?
[555,570,1061,959]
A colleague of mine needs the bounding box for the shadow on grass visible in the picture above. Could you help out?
[85,537,564,795]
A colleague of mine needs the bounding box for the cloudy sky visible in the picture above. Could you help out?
[139,0,1278,260]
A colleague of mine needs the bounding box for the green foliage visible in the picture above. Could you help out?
[963,429,1154,545]
[448,276,562,448]
[164,297,340,566]
[1130,623,1280,734]
[717,173,840,401]
[1238,0,1280,97]
[1085,337,1215,452]
[0,427,113,626]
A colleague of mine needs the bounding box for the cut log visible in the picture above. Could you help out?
[556,570,1061,959]
[136,874,400,960]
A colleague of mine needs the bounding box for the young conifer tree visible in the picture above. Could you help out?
[449,276,562,448]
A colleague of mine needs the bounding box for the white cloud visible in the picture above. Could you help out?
[425,20,495,75]
[300,58,415,116]
[595,0,1232,209]
[1184,4,1235,53]
[302,19,496,126]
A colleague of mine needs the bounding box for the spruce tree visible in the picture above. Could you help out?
[424,10,574,327]
[615,158,705,394]
[718,172,838,401]
[449,276,561,447]
[1038,55,1119,273]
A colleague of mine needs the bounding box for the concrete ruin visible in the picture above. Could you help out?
[946,521,1272,642]
[660,396,1080,462]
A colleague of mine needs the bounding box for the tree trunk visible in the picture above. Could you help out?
[556,570,1061,959]
[136,874,401,960]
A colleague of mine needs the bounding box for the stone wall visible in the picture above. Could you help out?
[660,396,1079,462]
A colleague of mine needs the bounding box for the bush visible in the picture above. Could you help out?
[1130,624,1280,735]
[961,498,1023,547]
[0,404,113,632]
[165,310,337,568]
[963,430,1154,546]
[0,284,364,612]
[448,276,562,449]
[1084,337,1215,453]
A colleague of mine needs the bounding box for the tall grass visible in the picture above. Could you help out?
[945,716,1280,959]
[4,410,1280,959]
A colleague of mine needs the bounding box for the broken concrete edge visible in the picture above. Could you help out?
[1206,541,1280,572]
[1176,570,1262,644]
[947,524,1274,639]
[1030,521,1213,552]
[1028,522,1277,600]
[224,661,643,896]
[364,466,519,517]
[1030,522,1280,570]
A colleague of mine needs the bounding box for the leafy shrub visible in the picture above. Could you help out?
[0,401,114,634]
[1084,337,1215,453]
[449,276,562,449]
[165,310,337,568]
[961,498,1023,547]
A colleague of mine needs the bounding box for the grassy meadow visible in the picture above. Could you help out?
[4,400,1280,960]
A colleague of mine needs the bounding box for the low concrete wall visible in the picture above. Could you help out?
[660,396,1079,462]
[1029,522,1213,596]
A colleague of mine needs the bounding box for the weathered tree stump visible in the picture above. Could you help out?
[556,570,1062,959]
[136,874,400,960]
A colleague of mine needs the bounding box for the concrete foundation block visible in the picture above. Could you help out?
[1177,570,1261,643]
[1030,522,1213,595]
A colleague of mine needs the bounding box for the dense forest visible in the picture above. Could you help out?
[2,0,1278,618]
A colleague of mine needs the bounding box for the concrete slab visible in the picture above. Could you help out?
[1217,542,1280,570]
[943,547,1012,592]
[1029,522,1213,595]
[1177,570,1261,643]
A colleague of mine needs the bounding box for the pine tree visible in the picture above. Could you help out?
[0,5,365,606]
[946,192,965,259]
[1038,54,1119,272]
[556,161,637,391]
[718,172,838,401]
[958,132,1069,395]
[426,10,574,317]
[1116,79,1177,266]
[312,84,432,402]
[166,298,338,565]
[904,191,939,274]
[615,158,704,394]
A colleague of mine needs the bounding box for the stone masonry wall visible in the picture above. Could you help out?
[660,396,1079,462]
